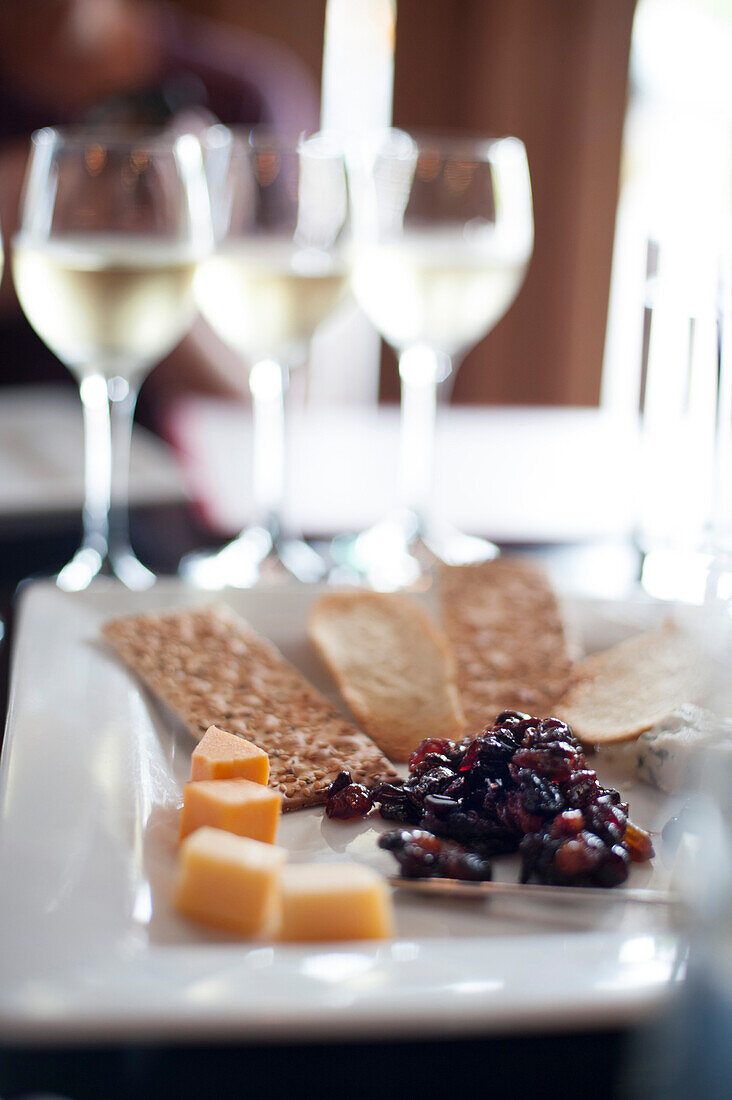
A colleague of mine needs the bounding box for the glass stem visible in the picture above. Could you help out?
[78,372,140,564]
[248,358,289,544]
[78,374,113,559]
[108,375,141,562]
[398,344,452,538]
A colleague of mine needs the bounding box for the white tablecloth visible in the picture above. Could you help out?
[167,398,638,543]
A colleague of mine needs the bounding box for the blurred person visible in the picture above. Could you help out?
[0,0,319,423]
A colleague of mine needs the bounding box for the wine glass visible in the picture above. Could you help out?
[184,127,350,587]
[12,126,211,591]
[341,130,533,587]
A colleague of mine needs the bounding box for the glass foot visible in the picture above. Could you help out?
[56,544,156,592]
[640,547,716,604]
[181,526,327,589]
[423,528,499,568]
[330,513,499,590]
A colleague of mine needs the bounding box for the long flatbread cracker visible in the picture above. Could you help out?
[309,591,466,762]
[555,620,706,744]
[102,604,397,810]
[439,558,573,732]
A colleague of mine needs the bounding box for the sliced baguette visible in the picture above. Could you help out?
[308,591,466,762]
[555,619,706,744]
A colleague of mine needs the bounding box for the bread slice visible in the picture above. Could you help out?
[555,619,706,744]
[102,603,397,810]
[308,591,466,762]
[439,558,573,733]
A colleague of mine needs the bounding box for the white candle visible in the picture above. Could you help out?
[312,0,398,406]
[321,0,396,133]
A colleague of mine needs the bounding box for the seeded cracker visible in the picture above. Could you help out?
[102,604,397,810]
[439,559,573,733]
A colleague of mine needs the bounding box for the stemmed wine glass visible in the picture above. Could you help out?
[12,127,211,591]
[184,127,350,587]
[341,130,533,587]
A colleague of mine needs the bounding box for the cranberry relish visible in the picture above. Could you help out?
[324,712,654,888]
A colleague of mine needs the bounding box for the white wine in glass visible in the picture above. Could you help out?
[196,238,349,367]
[354,230,527,356]
[345,131,533,587]
[13,235,199,381]
[12,128,211,591]
[185,127,350,587]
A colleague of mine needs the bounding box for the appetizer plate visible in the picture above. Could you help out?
[0,580,685,1044]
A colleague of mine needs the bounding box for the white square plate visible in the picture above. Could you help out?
[0,580,684,1043]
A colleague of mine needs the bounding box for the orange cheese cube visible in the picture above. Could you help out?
[175,827,286,936]
[179,778,282,843]
[277,863,395,942]
[191,725,269,784]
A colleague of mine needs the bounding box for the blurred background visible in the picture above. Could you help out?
[0,0,730,590]
[1,4,732,1097]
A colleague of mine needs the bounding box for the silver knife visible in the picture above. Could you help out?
[388,876,679,906]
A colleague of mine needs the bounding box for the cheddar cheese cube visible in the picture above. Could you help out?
[277,863,395,942]
[175,827,286,936]
[191,725,269,784]
[179,778,282,843]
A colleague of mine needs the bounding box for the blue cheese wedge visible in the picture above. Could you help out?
[604,705,731,793]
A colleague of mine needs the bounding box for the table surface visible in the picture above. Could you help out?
[0,386,187,519]
[0,389,673,1099]
[166,396,639,543]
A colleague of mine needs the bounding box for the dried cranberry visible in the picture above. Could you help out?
[422,793,459,816]
[517,771,566,817]
[499,789,543,835]
[325,781,373,820]
[439,849,493,882]
[459,732,516,774]
[551,809,585,838]
[553,831,606,879]
[379,801,422,824]
[378,829,413,852]
[538,717,573,735]
[388,830,444,878]
[518,832,544,883]
[424,809,519,856]
[380,828,494,881]
[622,821,655,862]
[443,776,466,800]
[327,770,353,796]
[408,738,456,772]
[584,802,627,846]
[597,788,624,807]
[374,711,648,890]
[536,717,581,747]
[513,741,582,781]
[372,781,407,804]
[593,844,630,888]
[494,710,530,725]
[562,769,602,809]
[410,752,455,777]
[412,765,457,794]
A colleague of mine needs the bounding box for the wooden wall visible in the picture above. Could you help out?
[173,0,636,407]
